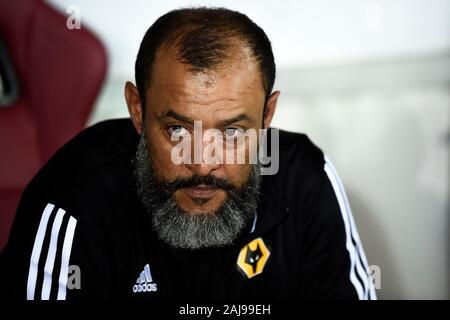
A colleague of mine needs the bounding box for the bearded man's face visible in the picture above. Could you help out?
[127,43,278,249]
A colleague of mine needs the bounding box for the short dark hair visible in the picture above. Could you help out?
[135,7,276,108]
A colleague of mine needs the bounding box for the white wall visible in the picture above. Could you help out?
[47,0,450,299]
[273,54,450,299]
[48,0,450,76]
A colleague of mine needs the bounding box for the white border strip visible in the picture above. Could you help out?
[57,216,77,300]
[324,157,374,300]
[27,203,55,300]
[41,208,66,300]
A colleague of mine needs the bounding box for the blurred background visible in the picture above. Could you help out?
[0,0,449,299]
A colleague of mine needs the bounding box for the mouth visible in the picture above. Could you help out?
[182,184,219,199]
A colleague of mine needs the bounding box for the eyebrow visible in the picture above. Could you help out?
[161,109,193,123]
[160,109,255,127]
[218,114,253,127]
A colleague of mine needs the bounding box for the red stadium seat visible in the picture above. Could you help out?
[0,0,107,252]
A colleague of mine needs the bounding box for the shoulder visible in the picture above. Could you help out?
[2,119,140,297]
[266,128,325,191]
[261,128,332,218]
[278,129,325,173]
[19,118,139,222]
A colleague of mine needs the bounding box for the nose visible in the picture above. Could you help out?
[184,136,222,176]
[185,159,221,176]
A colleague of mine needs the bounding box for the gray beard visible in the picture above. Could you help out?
[133,129,261,250]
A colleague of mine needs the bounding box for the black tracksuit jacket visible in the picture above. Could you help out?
[0,119,376,300]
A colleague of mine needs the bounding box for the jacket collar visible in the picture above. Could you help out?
[237,175,291,245]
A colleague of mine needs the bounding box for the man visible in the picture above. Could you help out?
[0,7,376,300]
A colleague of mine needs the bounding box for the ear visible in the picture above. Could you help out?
[124,81,143,134]
[263,90,280,129]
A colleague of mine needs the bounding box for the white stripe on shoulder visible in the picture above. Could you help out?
[57,216,77,300]
[27,203,55,300]
[343,189,378,300]
[41,208,66,300]
[250,212,258,233]
[324,156,376,300]
[324,156,375,300]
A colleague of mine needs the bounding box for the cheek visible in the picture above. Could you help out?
[146,126,182,180]
[223,163,252,187]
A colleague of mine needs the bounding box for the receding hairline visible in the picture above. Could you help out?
[135,7,276,109]
[148,35,261,89]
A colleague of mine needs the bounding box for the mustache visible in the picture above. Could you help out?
[162,174,236,193]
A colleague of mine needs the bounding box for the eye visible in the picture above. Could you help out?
[168,125,189,138]
[224,127,245,139]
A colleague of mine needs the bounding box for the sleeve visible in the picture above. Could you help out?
[0,172,123,300]
[298,156,377,300]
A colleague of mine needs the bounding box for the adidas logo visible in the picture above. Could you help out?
[132,264,158,293]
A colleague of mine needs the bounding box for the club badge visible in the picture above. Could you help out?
[237,237,271,279]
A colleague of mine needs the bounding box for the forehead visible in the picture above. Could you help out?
[146,45,266,117]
